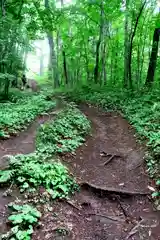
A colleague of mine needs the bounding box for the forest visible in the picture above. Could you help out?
[0,0,160,239]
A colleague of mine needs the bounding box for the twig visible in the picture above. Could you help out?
[102,155,115,166]
[125,220,142,239]
[126,228,139,240]
[85,213,125,222]
[65,200,82,211]
[100,154,122,166]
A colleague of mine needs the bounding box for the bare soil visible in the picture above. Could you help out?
[0,103,160,240]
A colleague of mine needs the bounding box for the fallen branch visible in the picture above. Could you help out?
[100,152,122,166]
[102,154,122,166]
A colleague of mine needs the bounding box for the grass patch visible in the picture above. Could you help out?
[64,85,160,199]
[0,89,56,138]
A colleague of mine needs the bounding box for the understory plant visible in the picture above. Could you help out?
[1,204,41,240]
[0,90,56,138]
[36,104,91,154]
[0,105,89,197]
[0,103,89,238]
[0,153,78,199]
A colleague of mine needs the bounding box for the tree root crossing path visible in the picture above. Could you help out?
[0,103,160,240]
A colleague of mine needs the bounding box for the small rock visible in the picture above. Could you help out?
[148,186,155,192]
[119,183,125,187]
[0,155,11,170]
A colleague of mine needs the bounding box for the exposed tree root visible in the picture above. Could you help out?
[80,182,150,197]
[113,194,129,219]
[85,213,125,222]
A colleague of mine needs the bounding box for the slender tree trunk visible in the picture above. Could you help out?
[103,42,107,85]
[94,40,101,84]
[94,0,104,84]
[39,52,44,76]
[84,40,89,82]
[124,0,129,88]
[136,41,140,88]
[145,28,160,87]
[128,1,146,89]
[1,0,6,17]
[62,50,68,85]
[44,0,59,87]
[139,25,147,84]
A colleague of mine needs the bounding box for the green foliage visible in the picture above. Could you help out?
[1,204,41,240]
[0,105,88,198]
[0,153,78,199]
[0,104,87,238]
[0,170,13,183]
[64,85,160,197]
[0,91,56,138]
[36,105,91,154]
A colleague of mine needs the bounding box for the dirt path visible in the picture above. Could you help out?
[33,104,160,240]
[0,103,159,239]
[0,100,63,234]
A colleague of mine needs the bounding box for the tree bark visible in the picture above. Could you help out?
[124,0,129,88]
[1,0,6,17]
[62,50,68,85]
[94,0,103,84]
[44,0,59,87]
[128,1,146,89]
[145,28,160,87]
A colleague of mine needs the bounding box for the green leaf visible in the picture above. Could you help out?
[11,225,19,234]
[27,225,33,235]
[152,192,159,198]
[22,182,29,189]
[156,180,160,185]
[17,176,26,183]
[0,170,12,183]
[8,214,23,224]
[9,204,22,211]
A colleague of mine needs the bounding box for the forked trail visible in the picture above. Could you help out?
[0,103,160,240]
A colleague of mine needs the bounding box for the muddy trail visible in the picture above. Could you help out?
[0,103,160,239]
[0,99,63,234]
[33,105,160,240]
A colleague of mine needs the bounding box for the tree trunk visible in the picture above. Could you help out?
[128,1,146,89]
[103,43,107,85]
[44,0,59,87]
[39,52,44,76]
[94,40,101,84]
[94,0,103,84]
[62,50,68,85]
[124,0,129,88]
[1,0,6,17]
[145,28,160,87]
